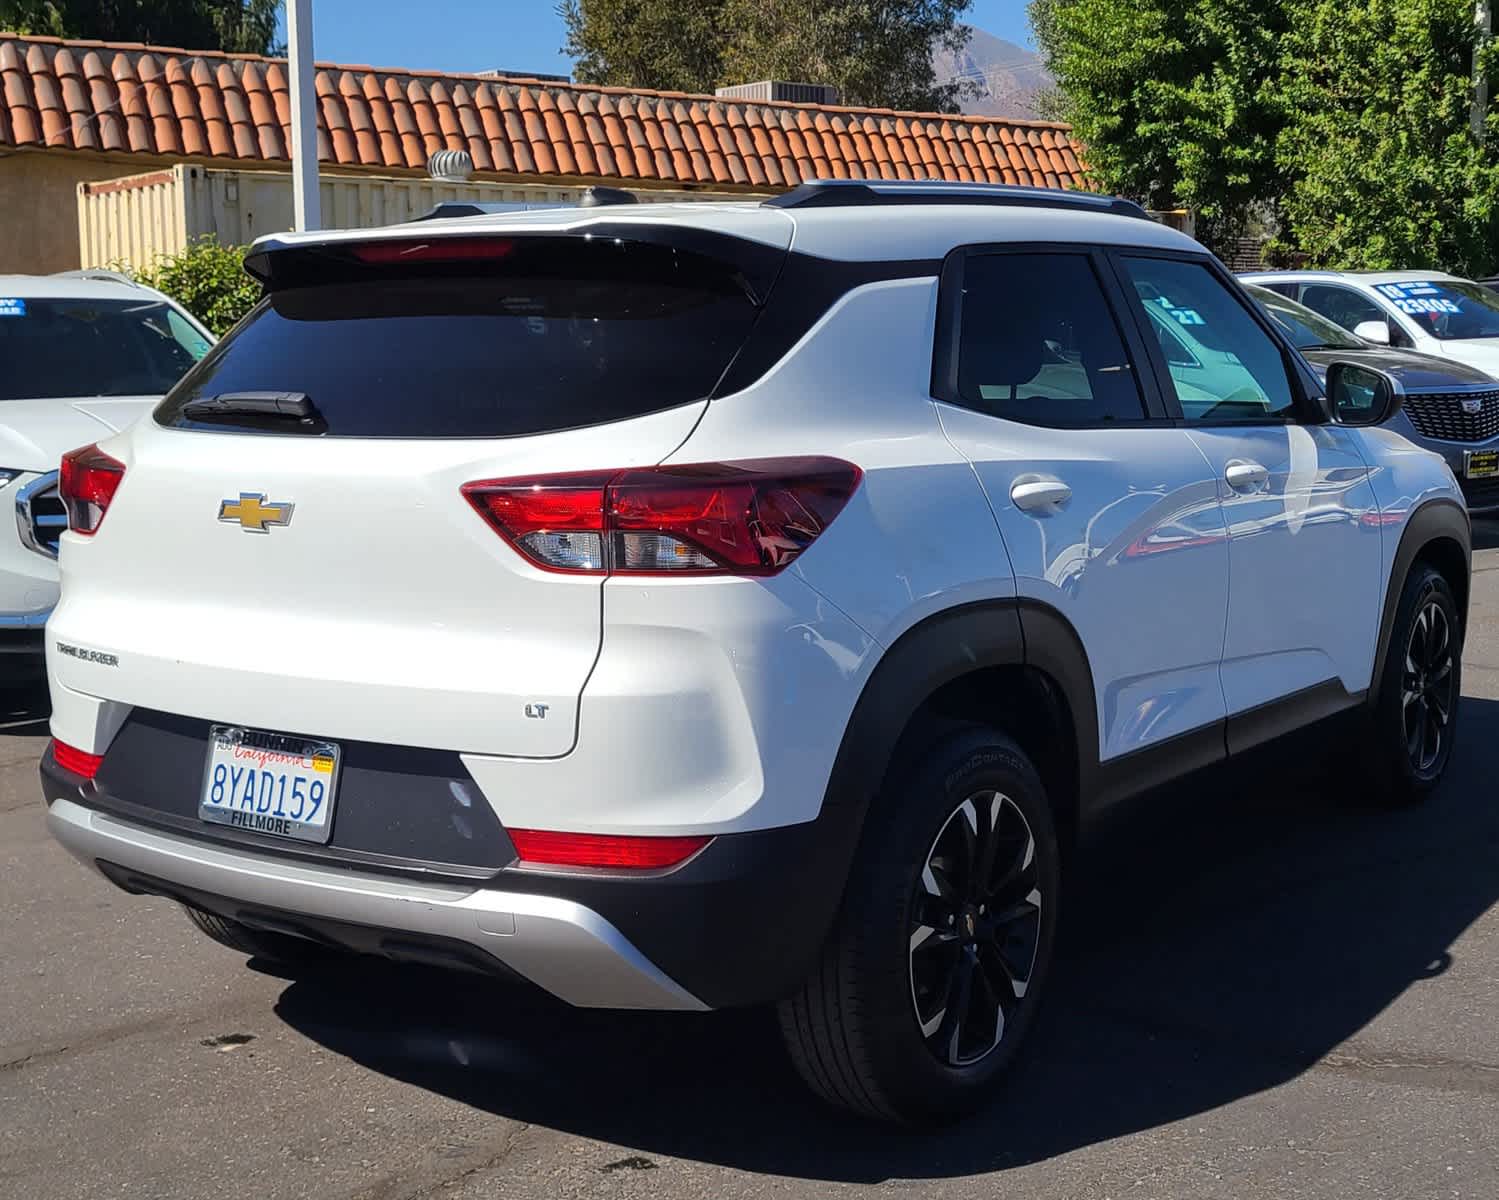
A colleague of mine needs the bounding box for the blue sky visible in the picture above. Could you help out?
[288,0,1035,77]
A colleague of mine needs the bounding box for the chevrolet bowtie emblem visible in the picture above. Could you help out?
[218,493,294,533]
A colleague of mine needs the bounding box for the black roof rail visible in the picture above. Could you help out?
[412,201,494,221]
[578,185,639,207]
[766,179,1150,220]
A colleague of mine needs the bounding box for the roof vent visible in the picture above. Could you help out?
[427,149,474,183]
[716,81,841,106]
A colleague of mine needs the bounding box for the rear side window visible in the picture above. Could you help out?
[955,252,1145,424]
[156,238,763,438]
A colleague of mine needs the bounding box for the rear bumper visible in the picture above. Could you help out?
[47,795,709,1010]
[41,746,865,1010]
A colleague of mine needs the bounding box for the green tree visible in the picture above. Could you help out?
[1029,0,1289,250]
[0,0,282,55]
[131,236,260,336]
[1274,0,1499,275]
[560,0,976,112]
[719,0,975,111]
[559,0,729,94]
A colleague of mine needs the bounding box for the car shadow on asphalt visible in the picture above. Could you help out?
[0,681,49,738]
[269,693,1499,1180]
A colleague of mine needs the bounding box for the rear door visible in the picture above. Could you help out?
[934,245,1232,762]
[49,222,789,757]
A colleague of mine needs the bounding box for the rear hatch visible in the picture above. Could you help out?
[50,212,791,757]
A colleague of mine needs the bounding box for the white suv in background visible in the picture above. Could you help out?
[1240,269,1499,378]
[1,272,212,670]
[41,183,1469,1123]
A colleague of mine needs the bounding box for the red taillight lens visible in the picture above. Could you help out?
[463,457,862,576]
[463,472,613,574]
[58,444,125,536]
[52,739,103,780]
[509,828,712,870]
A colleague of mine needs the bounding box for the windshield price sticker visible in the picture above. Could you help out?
[1395,297,1460,315]
[0,298,25,317]
[1377,282,1461,315]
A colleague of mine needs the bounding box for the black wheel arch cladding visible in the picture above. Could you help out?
[1370,498,1471,708]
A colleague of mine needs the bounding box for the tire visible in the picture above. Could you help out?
[778,729,1060,1124]
[1368,563,1462,803]
[182,904,338,968]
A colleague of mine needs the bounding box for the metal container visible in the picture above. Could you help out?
[78,164,752,271]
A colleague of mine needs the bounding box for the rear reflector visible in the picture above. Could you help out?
[463,457,862,576]
[52,740,103,780]
[58,444,126,536]
[509,828,712,870]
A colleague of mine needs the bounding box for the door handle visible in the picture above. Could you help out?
[1011,478,1073,512]
[1224,460,1270,492]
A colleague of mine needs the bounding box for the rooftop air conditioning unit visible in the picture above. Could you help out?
[715,81,841,106]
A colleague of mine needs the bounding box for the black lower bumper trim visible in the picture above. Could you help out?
[94,859,529,980]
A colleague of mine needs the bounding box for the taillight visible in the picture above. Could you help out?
[52,739,103,780]
[509,828,712,870]
[463,457,862,576]
[58,444,125,536]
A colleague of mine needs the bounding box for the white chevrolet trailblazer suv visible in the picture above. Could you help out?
[1,272,212,671]
[41,182,1470,1124]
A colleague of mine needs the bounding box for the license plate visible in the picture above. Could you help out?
[199,725,340,844]
[1465,449,1499,479]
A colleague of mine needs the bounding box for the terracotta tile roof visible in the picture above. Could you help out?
[0,32,1089,191]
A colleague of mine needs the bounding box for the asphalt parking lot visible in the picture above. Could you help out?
[3,540,1497,1200]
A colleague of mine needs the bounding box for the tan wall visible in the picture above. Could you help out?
[0,149,140,274]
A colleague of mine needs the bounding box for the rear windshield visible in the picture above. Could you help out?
[155,239,764,438]
[0,297,212,401]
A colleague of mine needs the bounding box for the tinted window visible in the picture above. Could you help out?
[1369,279,1499,340]
[1122,257,1295,421]
[157,239,761,438]
[0,297,211,401]
[1246,285,1362,350]
[1298,284,1389,334]
[956,253,1144,424]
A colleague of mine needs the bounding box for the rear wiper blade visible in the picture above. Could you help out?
[182,391,319,420]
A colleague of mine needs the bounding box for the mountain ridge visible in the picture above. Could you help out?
[932,25,1054,120]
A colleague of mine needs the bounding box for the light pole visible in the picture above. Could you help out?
[1475,0,1492,144]
[287,0,321,230]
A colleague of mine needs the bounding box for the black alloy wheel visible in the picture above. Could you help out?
[909,790,1042,1067]
[1401,596,1456,775]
